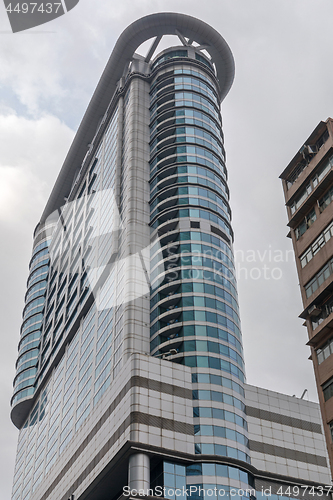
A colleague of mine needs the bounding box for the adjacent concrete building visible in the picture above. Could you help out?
[280,118,333,477]
[10,13,331,500]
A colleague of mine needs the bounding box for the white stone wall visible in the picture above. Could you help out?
[31,353,194,500]
[245,384,331,484]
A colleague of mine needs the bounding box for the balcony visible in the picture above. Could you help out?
[287,152,333,229]
[307,302,333,347]
[281,122,331,198]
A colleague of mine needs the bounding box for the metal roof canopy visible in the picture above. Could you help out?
[39,12,235,224]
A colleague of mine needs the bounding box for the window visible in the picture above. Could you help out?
[286,159,307,189]
[295,208,316,240]
[151,50,188,70]
[290,184,312,214]
[330,421,333,442]
[195,53,213,69]
[286,130,329,189]
[323,377,333,401]
[319,185,333,213]
[301,220,333,267]
[317,129,329,149]
[305,257,333,298]
[316,330,333,361]
[312,155,333,187]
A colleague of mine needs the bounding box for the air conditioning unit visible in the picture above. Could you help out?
[308,304,321,316]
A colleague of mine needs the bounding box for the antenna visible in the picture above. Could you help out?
[301,389,308,399]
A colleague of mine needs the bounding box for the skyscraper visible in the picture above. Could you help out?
[280,118,333,476]
[11,13,331,500]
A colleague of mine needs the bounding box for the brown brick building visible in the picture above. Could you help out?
[280,118,333,475]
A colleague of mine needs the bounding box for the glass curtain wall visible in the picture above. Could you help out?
[149,53,251,497]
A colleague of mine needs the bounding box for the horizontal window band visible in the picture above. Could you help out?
[249,440,327,467]
[39,374,193,500]
[246,406,322,434]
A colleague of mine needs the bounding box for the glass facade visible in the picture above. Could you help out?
[151,461,255,500]
[11,104,121,500]
[149,55,250,474]
[13,232,52,406]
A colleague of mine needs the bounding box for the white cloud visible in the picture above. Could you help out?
[0,112,74,225]
[0,111,73,499]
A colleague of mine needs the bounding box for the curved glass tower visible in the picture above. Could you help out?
[13,12,331,500]
[148,50,249,462]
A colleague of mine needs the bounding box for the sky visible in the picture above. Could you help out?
[1,0,333,498]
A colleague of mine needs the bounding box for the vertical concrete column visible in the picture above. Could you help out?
[122,77,151,362]
[128,453,150,491]
[115,95,123,211]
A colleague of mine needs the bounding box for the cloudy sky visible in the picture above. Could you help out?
[1,0,333,497]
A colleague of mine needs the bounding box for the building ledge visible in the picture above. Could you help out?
[306,314,333,347]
